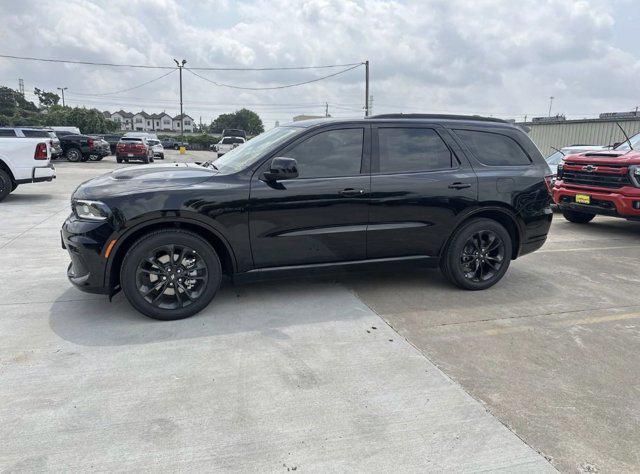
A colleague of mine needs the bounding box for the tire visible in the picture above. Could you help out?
[174,145,179,150]
[88,154,101,161]
[142,156,150,164]
[159,153,165,160]
[440,218,512,291]
[562,209,595,224]
[150,156,155,163]
[116,157,123,163]
[65,147,82,162]
[120,229,222,320]
[0,169,12,202]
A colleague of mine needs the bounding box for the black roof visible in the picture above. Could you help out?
[285,114,514,129]
[367,113,509,123]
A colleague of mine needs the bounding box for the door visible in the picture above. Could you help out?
[367,125,478,258]
[249,126,371,268]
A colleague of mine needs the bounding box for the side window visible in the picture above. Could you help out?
[378,128,454,173]
[284,128,364,178]
[454,129,531,166]
[22,130,49,138]
[0,129,17,137]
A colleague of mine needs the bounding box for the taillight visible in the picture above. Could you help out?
[87,138,94,150]
[34,142,48,160]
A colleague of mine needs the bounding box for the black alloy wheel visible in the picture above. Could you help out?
[121,230,222,320]
[459,230,505,283]
[440,218,512,290]
[136,244,208,311]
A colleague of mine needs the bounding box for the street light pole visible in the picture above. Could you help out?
[57,87,67,107]
[364,60,370,117]
[173,59,187,143]
[548,96,554,117]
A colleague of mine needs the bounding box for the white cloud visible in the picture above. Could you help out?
[1,0,638,126]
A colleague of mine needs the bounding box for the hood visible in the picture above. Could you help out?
[73,162,219,199]
[564,149,640,165]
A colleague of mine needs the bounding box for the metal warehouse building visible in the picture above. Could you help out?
[516,116,640,157]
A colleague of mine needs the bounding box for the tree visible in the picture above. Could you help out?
[0,86,39,125]
[211,108,264,135]
[34,88,60,108]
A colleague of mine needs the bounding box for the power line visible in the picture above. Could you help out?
[69,69,177,96]
[0,54,174,70]
[185,63,363,91]
[188,62,363,71]
[0,53,363,71]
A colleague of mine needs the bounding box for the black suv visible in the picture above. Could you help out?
[62,115,553,320]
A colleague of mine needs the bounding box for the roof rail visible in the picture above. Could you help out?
[366,113,509,123]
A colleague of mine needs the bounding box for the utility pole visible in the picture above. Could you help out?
[57,87,67,106]
[18,79,24,97]
[368,95,374,116]
[548,96,554,117]
[364,60,370,117]
[325,102,329,117]
[173,59,187,143]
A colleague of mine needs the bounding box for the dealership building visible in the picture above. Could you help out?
[517,112,640,156]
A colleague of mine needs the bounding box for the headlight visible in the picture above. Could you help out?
[629,165,640,187]
[73,199,111,221]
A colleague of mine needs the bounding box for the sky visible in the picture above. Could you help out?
[1,0,639,128]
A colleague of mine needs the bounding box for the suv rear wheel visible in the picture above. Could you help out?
[562,209,595,224]
[0,169,13,202]
[441,218,512,290]
[120,230,222,320]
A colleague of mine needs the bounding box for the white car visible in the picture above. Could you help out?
[215,136,245,156]
[545,145,608,176]
[0,128,55,202]
[147,139,165,159]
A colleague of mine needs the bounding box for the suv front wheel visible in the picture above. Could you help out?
[441,218,512,290]
[120,230,222,320]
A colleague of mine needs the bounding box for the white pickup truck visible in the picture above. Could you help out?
[0,129,56,202]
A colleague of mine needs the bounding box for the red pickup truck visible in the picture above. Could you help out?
[553,133,640,223]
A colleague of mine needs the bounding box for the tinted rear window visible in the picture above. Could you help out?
[378,128,454,173]
[455,129,531,166]
[0,129,17,137]
[122,138,143,142]
[22,130,50,138]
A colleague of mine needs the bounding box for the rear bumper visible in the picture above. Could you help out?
[14,164,56,184]
[553,183,640,218]
[116,153,149,161]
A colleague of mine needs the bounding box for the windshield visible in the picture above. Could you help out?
[545,151,564,166]
[214,126,301,173]
[614,131,640,151]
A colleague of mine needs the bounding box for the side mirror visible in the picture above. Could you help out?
[262,157,298,181]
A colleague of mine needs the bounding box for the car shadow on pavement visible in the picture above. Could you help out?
[48,276,375,347]
[3,193,55,203]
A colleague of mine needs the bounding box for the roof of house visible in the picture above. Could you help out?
[102,110,111,118]
[173,113,193,120]
[113,110,134,118]
[134,111,152,119]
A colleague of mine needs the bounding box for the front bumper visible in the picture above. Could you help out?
[553,182,640,218]
[61,214,113,294]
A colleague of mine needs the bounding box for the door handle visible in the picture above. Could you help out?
[448,182,471,190]
[339,188,365,197]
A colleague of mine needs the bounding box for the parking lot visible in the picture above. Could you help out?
[1,150,639,472]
